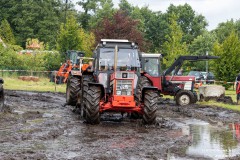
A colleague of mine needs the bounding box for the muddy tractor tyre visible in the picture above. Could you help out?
[66,76,81,106]
[142,90,158,125]
[133,76,152,119]
[136,76,151,102]
[0,84,4,112]
[176,90,195,106]
[81,75,94,117]
[85,85,101,124]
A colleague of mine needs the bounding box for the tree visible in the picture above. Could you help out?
[166,4,208,44]
[94,10,146,50]
[212,31,240,88]
[57,15,83,53]
[119,0,133,16]
[77,0,100,29]
[188,31,217,70]
[57,15,95,57]
[162,14,188,68]
[88,0,115,29]
[0,0,67,48]
[214,19,240,43]
[0,19,16,44]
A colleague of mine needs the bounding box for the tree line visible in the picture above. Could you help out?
[0,0,240,85]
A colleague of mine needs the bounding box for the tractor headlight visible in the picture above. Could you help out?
[116,90,121,95]
[127,91,132,95]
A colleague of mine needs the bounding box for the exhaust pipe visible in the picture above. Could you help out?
[114,45,118,71]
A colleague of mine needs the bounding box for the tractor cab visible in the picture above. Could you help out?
[66,50,85,66]
[141,53,162,77]
[94,39,141,91]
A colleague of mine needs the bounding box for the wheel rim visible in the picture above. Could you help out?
[179,94,190,106]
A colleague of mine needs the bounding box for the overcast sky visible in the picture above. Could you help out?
[73,0,240,31]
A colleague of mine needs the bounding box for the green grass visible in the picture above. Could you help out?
[198,88,240,112]
[3,77,66,93]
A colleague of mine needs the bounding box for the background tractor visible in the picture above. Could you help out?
[74,39,159,124]
[140,54,219,106]
[0,78,4,112]
[50,50,85,84]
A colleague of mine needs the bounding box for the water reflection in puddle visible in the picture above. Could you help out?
[172,119,240,159]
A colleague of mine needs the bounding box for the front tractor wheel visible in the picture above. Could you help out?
[66,76,81,106]
[142,90,158,124]
[175,90,194,106]
[85,85,101,124]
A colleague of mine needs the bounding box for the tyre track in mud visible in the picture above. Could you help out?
[0,90,239,160]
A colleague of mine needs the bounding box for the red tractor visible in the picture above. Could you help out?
[50,50,85,84]
[140,54,218,106]
[74,39,159,124]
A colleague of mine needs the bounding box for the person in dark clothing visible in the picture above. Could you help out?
[236,73,240,90]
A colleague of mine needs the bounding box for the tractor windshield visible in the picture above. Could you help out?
[144,58,160,76]
[68,51,78,65]
[99,48,140,71]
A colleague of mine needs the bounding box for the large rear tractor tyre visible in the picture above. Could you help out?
[66,76,81,106]
[0,85,4,112]
[81,75,94,116]
[142,90,158,125]
[85,86,101,124]
[133,76,152,119]
[136,76,151,102]
[176,90,195,106]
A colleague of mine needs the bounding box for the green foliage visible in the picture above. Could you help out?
[0,19,16,45]
[162,14,188,68]
[213,32,240,86]
[0,44,23,70]
[166,4,208,44]
[188,31,217,70]
[214,19,240,43]
[57,15,83,53]
[88,0,115,29]
[0,0,67,49]
[57,15,95,57]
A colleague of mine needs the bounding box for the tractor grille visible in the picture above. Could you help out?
[116,80,133,95]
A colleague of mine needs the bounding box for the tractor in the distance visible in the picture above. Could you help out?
[140,53,219,106]
[50,50,85,84]
[0,78,4,112]
[74,39,159,124]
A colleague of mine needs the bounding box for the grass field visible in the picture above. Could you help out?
[3,77,66,93]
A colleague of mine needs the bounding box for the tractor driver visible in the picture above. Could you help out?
[87,61,93,70]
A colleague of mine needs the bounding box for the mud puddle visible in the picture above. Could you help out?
[168,119,240,160]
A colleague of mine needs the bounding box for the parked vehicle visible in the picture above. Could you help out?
[188,71,204,81]
[201,72,215,84]
[141,54,219,106]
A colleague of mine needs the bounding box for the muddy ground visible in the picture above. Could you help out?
[0,90,240,160]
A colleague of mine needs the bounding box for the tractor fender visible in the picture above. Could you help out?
[173,87,182,96]
[142,86,158,100]
[88,82,105,98]
[0,78,4,84]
